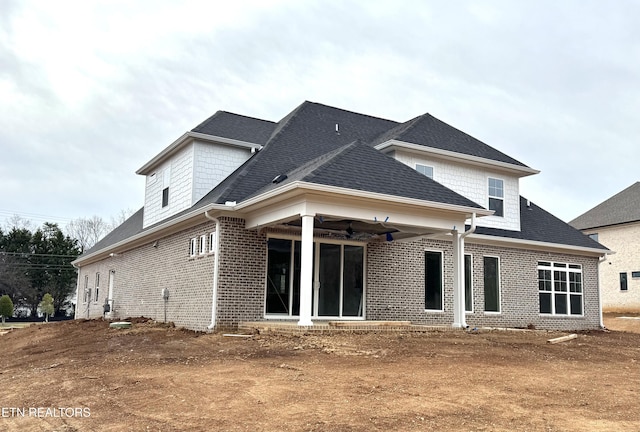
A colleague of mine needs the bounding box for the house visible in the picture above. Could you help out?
[570,182,640,312]
[73,101,608,331]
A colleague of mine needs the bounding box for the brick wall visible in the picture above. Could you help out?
[367,238,601,330]
[75,221,218,331]
[215,217,267,329]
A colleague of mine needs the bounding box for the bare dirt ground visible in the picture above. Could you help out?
[1,314,639,432]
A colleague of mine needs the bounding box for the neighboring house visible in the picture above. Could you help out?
[570,182,640,312]
[73,101,608,331]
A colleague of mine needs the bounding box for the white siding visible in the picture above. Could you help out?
[143,144,194,228]
[394,150,521,231]
[192,141,252,204]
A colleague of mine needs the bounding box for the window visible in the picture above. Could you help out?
[265,239,365,318]
[162,187,169,207]
[95,273,100,302]
[538,261,583,315]
[425,251,443,310]
[588,233,598,242]
[209,232,217,253]
[484,256,500,312]
[199,235,207,255]
[189,238,196,257]
[620,272,628,291]
[632,271,640,278]
[464,254,473,312]
[83,275,89,303]
[416,164,434,179]
[488,178,504,217]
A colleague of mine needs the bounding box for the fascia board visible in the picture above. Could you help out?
[375,140,540,177]
[72,203,231,266]
[468,233,611,257]
[235,181,493,217]
[136,132,261,175]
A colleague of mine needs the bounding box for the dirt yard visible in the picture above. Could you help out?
[1,314,639,432]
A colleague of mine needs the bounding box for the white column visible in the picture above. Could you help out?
[298,214,314,326]
[452,230,465,328]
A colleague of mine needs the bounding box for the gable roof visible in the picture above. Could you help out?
[371,113,529,168]
[475,197,608,251]
[570,182,640,230]
[191,111,276,144]
[193,101,399,206]
[79,101,602,260]
[250,140,484,209]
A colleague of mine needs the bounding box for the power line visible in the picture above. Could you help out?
[1,252,79,258]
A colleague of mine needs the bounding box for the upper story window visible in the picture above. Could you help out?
[416,164,434,179]
[588,233,598,242]
[162,168,171,208]
[488,177,504,217]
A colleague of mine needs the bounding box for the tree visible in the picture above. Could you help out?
[65,216,109,253]
[39,293,54,322]
[0,294,13,324]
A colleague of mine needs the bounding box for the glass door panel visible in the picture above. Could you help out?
[266,238,291,314]
[318,243,341,316]
[342,245,364,317]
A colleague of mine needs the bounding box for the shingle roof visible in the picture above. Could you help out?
[251,140,484,208]
[192,111,276,144]
[80,101,600,258]
[371,113,529,167]
[569,182,640,230]
[475,197,608,251]
[194,101,399,206]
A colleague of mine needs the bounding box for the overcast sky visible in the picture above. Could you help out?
[2,0,639,230]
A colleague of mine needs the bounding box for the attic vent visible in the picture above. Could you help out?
[272,174,288,184]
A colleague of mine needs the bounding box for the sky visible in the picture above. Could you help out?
[2,0,639,231]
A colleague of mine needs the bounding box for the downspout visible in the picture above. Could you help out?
[205,210,221,331]
[72,263,80,320]
[598,254,607,329]
[456,213,476,329]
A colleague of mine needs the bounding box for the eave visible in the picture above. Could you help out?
[468,233,611,257]
[136,131,263,175]
[375,140,540,178]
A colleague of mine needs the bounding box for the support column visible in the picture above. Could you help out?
[452,230,466,328]
[298,214,314,326]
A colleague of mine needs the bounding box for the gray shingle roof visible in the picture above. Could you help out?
[569,182,640,230]
[371,113,529,167]
[251,140,484,208]
[192,111,276,144]
[81,101,601,257]
[475,197,608,251]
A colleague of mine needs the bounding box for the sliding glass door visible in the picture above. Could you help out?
[266,238,364,319]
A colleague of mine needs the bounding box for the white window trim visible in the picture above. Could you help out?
[94,273,100,303]
[424,249,444,312]
[416,163,434,179]
[465,253,474,314]
[487,177,505,218]
[538,261,584,316]
[199,235,207,255]
[83,275,89,303]
[483,255,501,314]
[189,238,197,257]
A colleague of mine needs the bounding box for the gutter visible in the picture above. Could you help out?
[205,210,221,330]
[598,254,607,329]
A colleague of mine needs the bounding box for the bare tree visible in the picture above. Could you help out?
[65,216,109,252]
[4,215,34,232]
[108,208,135,232]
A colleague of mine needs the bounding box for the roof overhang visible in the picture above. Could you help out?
[468,233,611,257]
[136,131,262,175]
[375,139,540,178]
[234,181,492,234]
[72,203,233,266]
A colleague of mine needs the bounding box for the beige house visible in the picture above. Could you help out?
[571,182,640,312]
